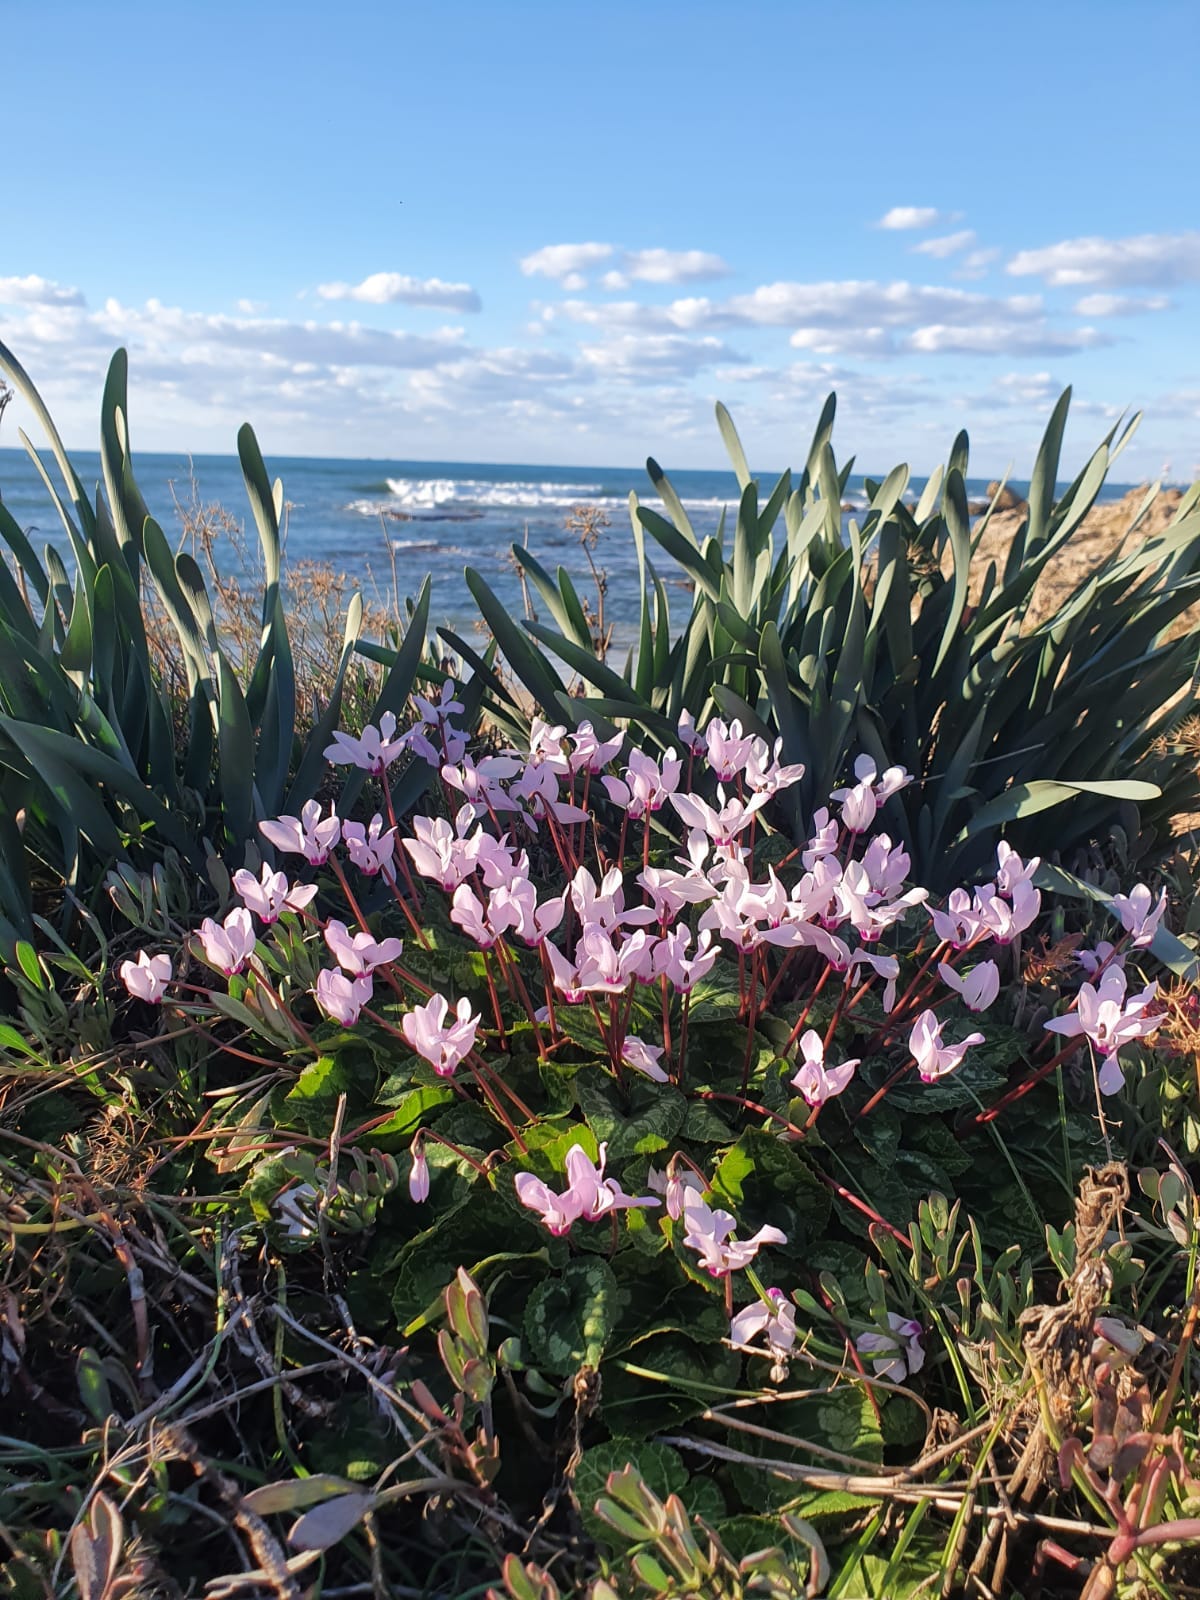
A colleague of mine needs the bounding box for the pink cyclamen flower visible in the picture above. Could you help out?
[314,968,374,1024]
[929,888,984,949]
[323,919,404,975]
[790,1029,860,1107]
[908,1009,984,1082]
[1044,966,1160,1094]
[972,881,1040,945]
[995,842,1040,896]
[197,908,257,977]
[408,1138,430,1203]
[401,993,480,1077]
[120,950,172,1004]
[730,1287,798,1363]
[681,1193,787,1278]
[670,786,769,849]
[233,863,319,924]
[1110,883,1169,948]
[622,1036,670,1083]
[402,806,483,891]
[515,1142,661,1235]
[568,720,624,775]
[647,1166,706,1221]
[937,959,1000,1013]
[324,711,408,774]
[259,799,342,865]
[1077,940,1121,977]
[856,1314,925,1384]
[744,737,806,798]
[846,949,900,1012]
[342,815,398,879]
[703,718,756,782]
[602,748,682,818]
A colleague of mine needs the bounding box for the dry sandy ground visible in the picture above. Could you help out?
[965,484,1188,628]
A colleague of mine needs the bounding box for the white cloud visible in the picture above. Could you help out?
[1007,231,1200,287]
[912,230,976,259]
[519,242,614,281]
[1072,292,1171,317]
[316,272,481,311]
[0,274,86,307]
[618,248,731,284]
[551,280,1049,339]
[236,298,267,314]
[906,322,1111,355]
[953,248,1000,281]
[789,326,893,357]
[877,206,947,231]
[578,333,741,377]
[89,298,469,371]
[722,280,1044,330]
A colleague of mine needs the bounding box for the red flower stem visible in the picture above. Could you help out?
[780,963,832,1056]
[740,948,763,1093]
[481,952,509,1050]
[181,1021,285,1069]
[695,1090,808,1141]
[856,1060,916,1120]
[538,945,562,1041]
[760,948,797,1012]
[676,989,692,1087]
[821,983,849,1053]
[495,942,548,1059]
[249,969,314,1046]
[660,974,673,1065]
[382,774,426,914]
[615,812,630,877]
[971,1040,1080,1126]
[816,1278,883,1426]
[410,1128,492,1179]
[465,1058,527,1151]
[814,1170,912,1249]
[470,1052,537,1123]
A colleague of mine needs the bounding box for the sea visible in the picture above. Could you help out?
[0,448,1141,647]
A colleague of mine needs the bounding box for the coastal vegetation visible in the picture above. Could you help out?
[1,343,1199,1599]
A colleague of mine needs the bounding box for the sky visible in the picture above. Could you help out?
[2,0,1199,480]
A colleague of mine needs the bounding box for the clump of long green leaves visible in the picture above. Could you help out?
[0,343,447,952]
[460,393,1200,890]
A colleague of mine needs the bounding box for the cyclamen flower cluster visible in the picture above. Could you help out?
[117,693,1171,1277]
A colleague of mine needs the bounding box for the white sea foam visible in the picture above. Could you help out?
[383,476,608,510]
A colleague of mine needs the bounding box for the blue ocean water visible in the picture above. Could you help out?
[0,447,1138,640]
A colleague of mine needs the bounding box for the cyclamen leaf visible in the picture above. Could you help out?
[523,1258,623,1375]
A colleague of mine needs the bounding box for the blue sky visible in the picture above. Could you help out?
[2,0,1198,478]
